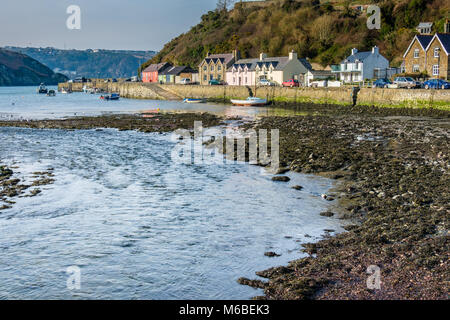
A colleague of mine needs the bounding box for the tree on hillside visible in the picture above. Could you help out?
[216,0,236,12]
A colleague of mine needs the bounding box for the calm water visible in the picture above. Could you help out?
[0,87,343,299]
[0,86,300,120]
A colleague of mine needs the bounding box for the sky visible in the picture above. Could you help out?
[0,0,218,51]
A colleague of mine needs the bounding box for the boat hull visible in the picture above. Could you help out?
[230,98,268,106]
[183,99,206,103]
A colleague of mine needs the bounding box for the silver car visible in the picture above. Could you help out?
[393,77,419,89]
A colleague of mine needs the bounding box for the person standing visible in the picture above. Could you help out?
[351,86,360,107]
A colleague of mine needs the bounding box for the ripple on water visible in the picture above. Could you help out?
[0,125,344,299]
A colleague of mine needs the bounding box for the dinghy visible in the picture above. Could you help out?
[230,97,268,106]
[183,98,206,103]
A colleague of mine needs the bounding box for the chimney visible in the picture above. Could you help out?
[351,48,358,55]
[260,52,267,61]
[372,46,379,54]
[445,19,450,33]
[206,51,210,57]
[289,50,297,60]
[233,49,240,61]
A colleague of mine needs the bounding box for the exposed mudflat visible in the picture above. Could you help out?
[237,104,449,300]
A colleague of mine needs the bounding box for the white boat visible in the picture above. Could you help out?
[183,98,206,103]
[231,97,268,106]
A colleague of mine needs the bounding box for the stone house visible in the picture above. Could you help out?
[198,51,239,85]
[225,51,311,86]
[403,20,450,79]
[424,33,450,79]
[403,35,433,74]
[333,46,389,82]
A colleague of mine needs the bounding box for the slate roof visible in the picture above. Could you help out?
[299,58,313,71]
[342,51,371,63]
[227,57,292,72]
[142,62,171,73]
[159,66,188,76]
[417,22,433,29]
[199,53,235,67]
[416,35,433,50]
[433,33,450,55]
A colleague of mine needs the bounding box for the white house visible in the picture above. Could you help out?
[226,51,311,86]
[334,46,389,83]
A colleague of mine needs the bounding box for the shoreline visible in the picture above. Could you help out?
[0,104,449,299]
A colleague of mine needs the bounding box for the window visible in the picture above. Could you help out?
[211,66,214,71]
[203,66,207,71]
[245,77,248,84]
[414,49,419,58]
[218,65,221,71]
[432,65,439,76]
[434,48,440,58]
[203,75,207,81]
[413,65,420,73]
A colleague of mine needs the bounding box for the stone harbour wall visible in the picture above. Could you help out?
[58,82,450,108]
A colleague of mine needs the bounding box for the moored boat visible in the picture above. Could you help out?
[230,97,268,106]
[37,83,48,94]
[101,93,120,101]
[47,90,56,96]
[183,98,206,103]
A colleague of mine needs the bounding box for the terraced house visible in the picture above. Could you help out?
[225,51,311,86]
[424,33,450,80]
[403,20,450,79]
[198,51,239,85]
[403,34,433,74]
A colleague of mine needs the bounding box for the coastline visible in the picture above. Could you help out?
[235,103,449,299]
[0,104,449,300]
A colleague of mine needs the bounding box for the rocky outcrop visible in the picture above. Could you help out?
[0,49,68,86]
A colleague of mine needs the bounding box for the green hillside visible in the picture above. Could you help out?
[5,47,156,79]
[0,49,68,86]
[142,0,449,72]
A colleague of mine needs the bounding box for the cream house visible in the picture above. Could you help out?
[226,51,311,86]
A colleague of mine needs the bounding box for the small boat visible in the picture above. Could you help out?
[101,93,120,101]
[37,83,48,94]
[61,88,72,94]
[230,97,268,106]
[183,98,206,103]
[47,90,56,96]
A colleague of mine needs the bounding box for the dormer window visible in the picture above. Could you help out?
[434,47,440,58]
[218,65,222,71]
[211,66,214,71]
[414,49,419,58]
[203,66,207,71]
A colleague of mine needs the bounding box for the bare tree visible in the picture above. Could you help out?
[216,0,236,12]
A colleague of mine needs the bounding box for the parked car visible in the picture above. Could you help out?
[423,79,450,90]
[393,77,420,89]
[258,79,276,86]
[372,78,392,88]
[282,79,299,87]
[180,78,191,85]
[209,79,224,85]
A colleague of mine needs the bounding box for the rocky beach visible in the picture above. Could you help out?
[0,104,448,300]
[237,103,449,300]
